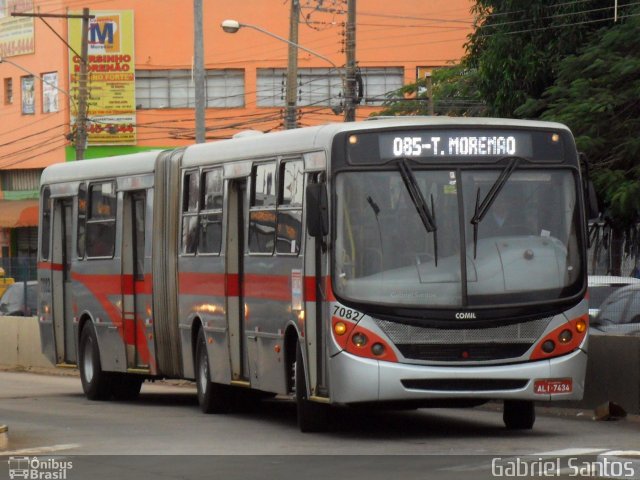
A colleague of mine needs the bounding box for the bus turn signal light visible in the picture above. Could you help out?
[334,321,347,336]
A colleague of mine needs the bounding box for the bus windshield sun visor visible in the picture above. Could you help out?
[470,156,522,258]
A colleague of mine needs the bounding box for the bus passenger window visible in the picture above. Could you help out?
[181,171,200,255]
[198,169,223,255]
[77,183,87,258]
[249,162,277,254]
[276,160,304,255]
[40,187,51,260]
[86,182,116,258]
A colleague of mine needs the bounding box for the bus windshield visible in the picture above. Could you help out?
[334,167,582,309]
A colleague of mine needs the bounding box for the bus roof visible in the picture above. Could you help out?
[181,116,571,168]
[40,151,163,186]
[40,117,572,185]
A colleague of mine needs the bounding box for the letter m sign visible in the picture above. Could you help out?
[89,22,114,45]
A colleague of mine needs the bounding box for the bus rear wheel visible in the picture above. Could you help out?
[503,400,535,430]
[195,328,228,413]
[295,342,329,432]
[79,323,112,400]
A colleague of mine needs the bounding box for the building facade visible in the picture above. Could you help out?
[0,0,473,276]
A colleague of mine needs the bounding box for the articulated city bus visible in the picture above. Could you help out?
[38,117,592,431]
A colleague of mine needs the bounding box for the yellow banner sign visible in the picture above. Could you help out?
[69,10,136,145]
[0,0,35,57]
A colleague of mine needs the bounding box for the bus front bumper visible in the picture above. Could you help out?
[327,348,587,405]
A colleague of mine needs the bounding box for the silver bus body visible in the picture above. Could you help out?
[38,118,590,430]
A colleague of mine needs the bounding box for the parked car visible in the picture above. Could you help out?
[588,275,640,318]
[591,283,640,335]
[0,281,38,316]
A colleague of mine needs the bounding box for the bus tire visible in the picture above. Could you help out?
[195,329,228,414]
[503,400,535,430]
[111,374,143,401]
[79,323,112,401]
[295,342,329,433]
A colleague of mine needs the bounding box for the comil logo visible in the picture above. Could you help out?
[88,14,121,52]
[455,312,477,319]
[8,457,73,480]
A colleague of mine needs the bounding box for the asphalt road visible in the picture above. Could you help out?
[1,370,639,479]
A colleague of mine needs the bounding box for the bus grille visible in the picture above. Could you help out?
[401,378,529,391]
[373,317,553,362]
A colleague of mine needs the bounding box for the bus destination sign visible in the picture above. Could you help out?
[379,130,534,159]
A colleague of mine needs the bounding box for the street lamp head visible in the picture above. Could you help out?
[221,19,241,34]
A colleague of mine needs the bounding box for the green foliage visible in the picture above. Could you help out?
[530,11,640,230]
[466,0,609,117]
[375,64,487,117]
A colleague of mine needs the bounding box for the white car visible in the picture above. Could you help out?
[591,284,640,335]
[588,275,640,319]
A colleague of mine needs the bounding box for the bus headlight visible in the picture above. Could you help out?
[558,329,573,344]
[542,340,555,353]
[351,332,368,347]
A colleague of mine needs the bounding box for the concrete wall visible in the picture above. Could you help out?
[0,316,53,369]
[1,318,639,414]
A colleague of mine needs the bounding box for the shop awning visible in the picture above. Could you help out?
[0,200,39,228]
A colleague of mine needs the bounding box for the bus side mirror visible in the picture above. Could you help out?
[586,180,599,221]
[306,183,328,237]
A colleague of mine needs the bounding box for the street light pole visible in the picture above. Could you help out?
[285,0,300,129]
[75,8,90,160]
[194,0,206,143]
[221,19,341,129]
[343,0,357,122]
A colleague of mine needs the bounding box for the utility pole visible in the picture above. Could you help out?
[75,8,90,160]
[12,9,94,159]
[194,0,206,143]
[285,0,300,129]
[343,0,356,122]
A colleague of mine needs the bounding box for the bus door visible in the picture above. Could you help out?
[51,198,75,364]
[226,178,248,381]
[122,191,148,369]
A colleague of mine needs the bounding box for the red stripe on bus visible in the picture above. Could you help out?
[37,261,64,271]
[304,276,316,302]
[227,273,240,297]
[72,271,335,305]
[178,272,227,297]
[244,274,290,301]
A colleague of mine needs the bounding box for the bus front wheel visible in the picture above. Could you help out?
[195,328,228,413]
[295,342,329,432]
[503,400,535,430]
[79,323,112,400]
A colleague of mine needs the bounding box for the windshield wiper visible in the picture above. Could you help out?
[470,156,522,258]
[396,158,438,265]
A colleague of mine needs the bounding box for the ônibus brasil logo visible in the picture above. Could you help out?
[8,457,73,480]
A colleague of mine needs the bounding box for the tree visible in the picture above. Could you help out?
[376,64,487,117]
[377,0,610,119]
[518,11,640,275]
[466,0,609,117]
